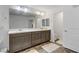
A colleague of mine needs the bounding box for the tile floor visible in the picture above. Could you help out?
[19,42,76,53]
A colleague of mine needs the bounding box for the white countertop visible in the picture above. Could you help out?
[8,28,51,34]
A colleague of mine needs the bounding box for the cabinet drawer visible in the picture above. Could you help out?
[9,33,26,37]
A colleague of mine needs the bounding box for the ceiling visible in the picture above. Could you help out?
[28,5,64,14]
[9,5,64,16]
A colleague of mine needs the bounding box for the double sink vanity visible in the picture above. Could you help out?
[9,29,51,52]
[8,6,51,53]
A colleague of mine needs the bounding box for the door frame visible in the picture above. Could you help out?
[53,11,63,44]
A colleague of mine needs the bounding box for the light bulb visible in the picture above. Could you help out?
[24,8,28,12]
[15,6,21,11]
[41,12,44,16]
[36,11,41,15]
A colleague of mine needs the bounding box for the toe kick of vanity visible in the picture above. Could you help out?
[9,30,51,52]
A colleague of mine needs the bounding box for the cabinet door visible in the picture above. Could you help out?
[10,36,26,52]
[31,31,41,46]
[24,33,31,48]
[41,31,46,43]
[41,30,50,43]
[45,30,50,41]
[9,36,14,52]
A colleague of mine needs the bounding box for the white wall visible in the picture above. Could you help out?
[53,12,63,41]
[0,6,9,52]
[36,11,55,42]
[9,14,37,29]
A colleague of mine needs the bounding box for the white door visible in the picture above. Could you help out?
[63,6,79,52]
[53,12,63,42]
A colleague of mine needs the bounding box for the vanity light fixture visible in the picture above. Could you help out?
[15,6,28,13]
[23,8,28,12]
[15,6,22,11]
[35,11,41,15]
[41,12,44,16]
[35,11,44,16]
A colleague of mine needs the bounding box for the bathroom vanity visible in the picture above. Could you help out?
[9,29,51,52]
[9,5,51,53]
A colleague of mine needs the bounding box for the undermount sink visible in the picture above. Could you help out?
[18,29,22,31]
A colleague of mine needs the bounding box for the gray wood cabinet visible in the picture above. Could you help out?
[31,31,41,46]
[40,30,50,43]
[40,31,46,43]
[45,30,50,41]
[9,30,50,52]
[9,33,31,52]
[31,30,50,46]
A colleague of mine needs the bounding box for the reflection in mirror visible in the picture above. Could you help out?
[9,6,40,29]
[42,18,49,27]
